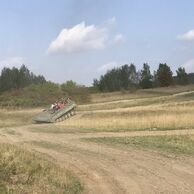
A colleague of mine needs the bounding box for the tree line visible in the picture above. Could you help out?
[0,65,90,106]
[0,63,192,94]
[0,65,46,92]
[93,63,192,92]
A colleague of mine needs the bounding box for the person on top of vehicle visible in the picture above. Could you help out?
[52,101,59,111]
[58,100,64,109]
[50,97,70,112]
[50,103,55,109]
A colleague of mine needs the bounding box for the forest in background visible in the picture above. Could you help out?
[93,63,194,92]
[0,63,194,107]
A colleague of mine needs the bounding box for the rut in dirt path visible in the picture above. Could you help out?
[1,125,194,194]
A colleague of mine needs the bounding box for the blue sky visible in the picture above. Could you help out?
[0,0,194,85]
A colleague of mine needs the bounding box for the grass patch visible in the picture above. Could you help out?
[3,129,21,136]
[30,125,82,134]
[0,143,83,194]
[31,141,64,150]
[0,109,40,128]
[84,135,194,156]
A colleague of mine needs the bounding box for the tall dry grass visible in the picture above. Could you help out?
[91,84,194,103]
[0,109,40,128]
[57,93,194,132]
[1,85,194,133]
[79,90,194,111]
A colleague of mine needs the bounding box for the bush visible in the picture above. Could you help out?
[0,81,91,108]
[0,82,64,108]
[61,81,91,104]
[64,86,91,104]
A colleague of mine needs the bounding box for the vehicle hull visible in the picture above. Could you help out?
[33,100,76,123]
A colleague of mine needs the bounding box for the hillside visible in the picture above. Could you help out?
[1,85,194,193]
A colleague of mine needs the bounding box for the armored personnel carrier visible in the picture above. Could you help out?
[33,98,76,123]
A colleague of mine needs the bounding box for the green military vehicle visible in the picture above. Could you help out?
[33,98,76,123]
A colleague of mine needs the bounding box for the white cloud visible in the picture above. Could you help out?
[177,30,194,41]
[183,59,194,72]
[0,57,25,69]
[114,34,125,44]
[47,17,124,54]
[47,22,107,54]
[98,61,120,72]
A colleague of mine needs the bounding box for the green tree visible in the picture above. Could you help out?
[156,63,173,87]
[140,63,153,89]
[92,79,100,92]
[93,64,140,92]
[19,65,31,87]
[0,67,14,91]
[128,64,138,84]
[0,65,46,92]
[11,67,20,89]
[176,67,188,85]
[102,68,122,91]
[61,80,77,93]
[120,64,130,89]
[61,80,90,104]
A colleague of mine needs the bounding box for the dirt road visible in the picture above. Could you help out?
[1,125,194,194]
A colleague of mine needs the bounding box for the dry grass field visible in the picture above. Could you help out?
[1,85,194,193]
[0,109,40,128]
[90,84,194,103]
[53,86,194,133]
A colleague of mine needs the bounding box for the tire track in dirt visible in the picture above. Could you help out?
[1,125,194,194]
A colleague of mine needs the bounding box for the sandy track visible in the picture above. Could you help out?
[1,125,194,194]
